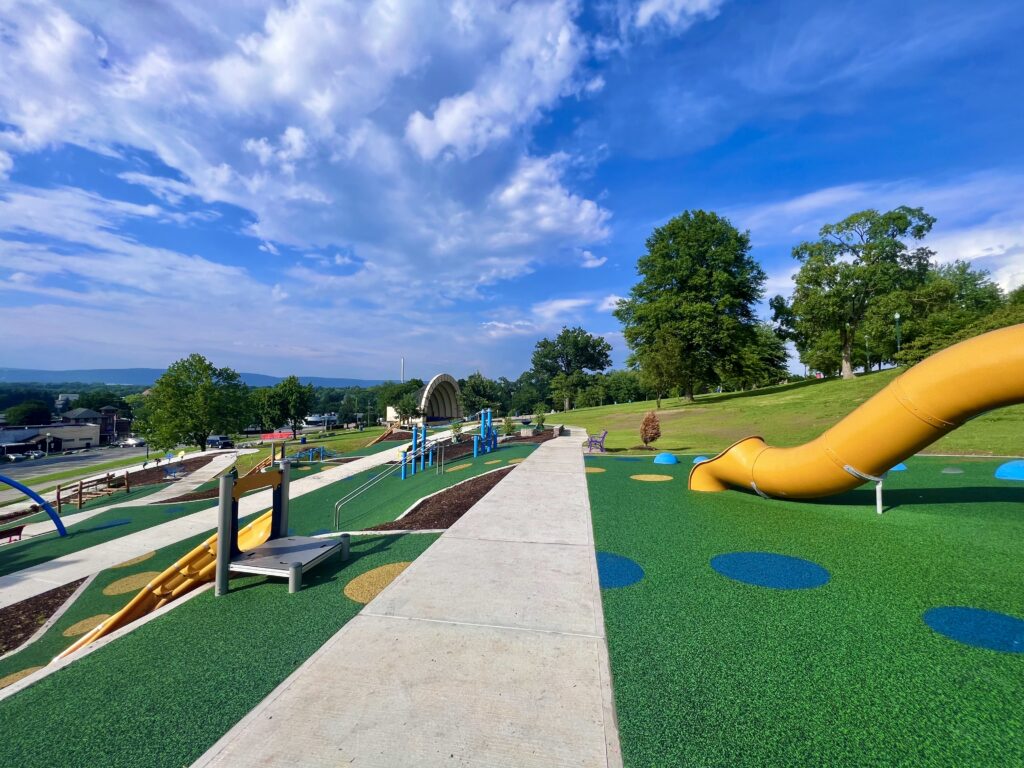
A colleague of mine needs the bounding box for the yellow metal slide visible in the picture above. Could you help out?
[689,324,1024,498]
[57,510,274,660]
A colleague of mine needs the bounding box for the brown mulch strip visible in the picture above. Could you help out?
[368,467,514,531]
[0,578,86,655]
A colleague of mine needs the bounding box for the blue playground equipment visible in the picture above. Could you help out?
[0,473,67,536]
[654,452,679,465]
[400,424,437,480]
[693,455,710,464]
[995,459,1024,481]
[473,408,499,458]
[289,445,342,463]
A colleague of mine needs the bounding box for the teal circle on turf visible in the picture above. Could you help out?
[654,452,678,465]
[693,455,709,464]
[711,552,830,589]
[596,552,644,588]
[923,607,1024,653]
[889,463,907,472]
[994,460,1024,481]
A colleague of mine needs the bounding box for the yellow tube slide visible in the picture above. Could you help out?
[689,324,1024,498]
[56,510,274,660]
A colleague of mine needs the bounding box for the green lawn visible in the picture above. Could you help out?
[557,369,1024,455]
[586,454,1024,766]
[0,532,439,768]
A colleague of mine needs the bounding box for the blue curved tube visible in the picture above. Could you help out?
[0,473,67,536]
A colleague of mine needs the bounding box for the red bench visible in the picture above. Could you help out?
[1,524,25,543]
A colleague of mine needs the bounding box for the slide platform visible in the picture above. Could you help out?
[689,324,1024,498]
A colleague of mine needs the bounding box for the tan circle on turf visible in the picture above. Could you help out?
[485,459,502,465]
[585,467,606,474]
[299,466,314,471]
[103,571,161,596]
[344,562,412,604]
[112,551,155,569]
[0,667,44,690]
[446,463,472,472]
[630,474,673,482]
[507,458,526,465]
[62,614,111,638]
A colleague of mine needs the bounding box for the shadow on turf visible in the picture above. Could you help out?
[804,486,1024,510]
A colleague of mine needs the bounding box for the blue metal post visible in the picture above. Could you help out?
[419,425,426,471]
[428,448,434,468]
[411,427,418,476]
[401,451,407,480]
[473,435,480,457]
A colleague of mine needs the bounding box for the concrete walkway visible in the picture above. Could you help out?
[17,452,243,538]
[195,431,622,768]
[0,442,414,609]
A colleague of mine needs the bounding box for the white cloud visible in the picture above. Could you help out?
[598,294,623,311]
[581,249,607,268]
[634,0,725,32]
[406,1,586,160]
[0,150,12,179]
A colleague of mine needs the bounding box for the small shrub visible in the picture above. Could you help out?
[640,411,661,447]
[535,411,547,430]
[502,415,516,436]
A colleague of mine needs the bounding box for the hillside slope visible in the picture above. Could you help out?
[557,369,1024,456]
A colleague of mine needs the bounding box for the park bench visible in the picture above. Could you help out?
[586,430,608,453]
[1,523,25,543]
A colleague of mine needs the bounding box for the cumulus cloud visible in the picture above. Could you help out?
[634,0,725,31]
[581,249,607,268]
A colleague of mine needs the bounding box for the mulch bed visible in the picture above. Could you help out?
[369,467,514,531]
[0,579,85,655]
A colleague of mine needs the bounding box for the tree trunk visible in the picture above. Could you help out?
[840,334,855,379]
[656,393,662,409]
[563,396,570,412]
[684,381,695,402]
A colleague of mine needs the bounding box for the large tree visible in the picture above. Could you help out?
[4,399,52,426]
[778,206,934,379]
[615,210,766,400]
[531,326,612,410]
[276,375,316,439]
[135,354,249,450]
[459,372,503,416]
[250,387,286,432]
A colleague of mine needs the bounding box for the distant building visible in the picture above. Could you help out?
[62,406,118,445]
[55,393,80,411]
[0,423,100,453]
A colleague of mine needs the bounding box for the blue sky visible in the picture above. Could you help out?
[1,0,1022,380]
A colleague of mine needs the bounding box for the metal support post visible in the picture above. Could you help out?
[274,460,291,537]
[401,451,407,480]
[875,480,884,515]
[340,533,351,561]
[288,562,302,593]
[473,435,480,458]
[216,473,236,596]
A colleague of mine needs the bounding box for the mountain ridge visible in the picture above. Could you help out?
[0,367,388,388]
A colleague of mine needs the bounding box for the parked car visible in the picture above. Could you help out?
[207,435,234,449]
[26,450,46,459]
[119,437,146,447]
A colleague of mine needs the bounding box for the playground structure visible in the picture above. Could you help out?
[690,324,1024,508]
[57,462,345,660]
[55,471,134,513]
[0,474,66,537]
[472,408,499,458]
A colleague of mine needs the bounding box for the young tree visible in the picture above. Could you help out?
[531,326,612,410]
[459,372,503,416]
[4,399,52,426]
[135,354,249,450]
[636,331,683,408]
[615,210,766,400]
[640,411,661,448]
[394,393,422,424]
[275,376,316,439]
[778,206,934,379]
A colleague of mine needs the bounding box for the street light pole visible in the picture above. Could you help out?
[46,432,51,457]
[894,312,902,359]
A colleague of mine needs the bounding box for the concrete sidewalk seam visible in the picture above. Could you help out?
[359,611,605,639]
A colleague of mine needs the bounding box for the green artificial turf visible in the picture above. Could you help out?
[287,442,537,533]
[0,532,438,768]
[0,497,217,578]
[585,454,1024,766]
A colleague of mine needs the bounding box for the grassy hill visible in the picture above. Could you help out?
[554,368,1024,456]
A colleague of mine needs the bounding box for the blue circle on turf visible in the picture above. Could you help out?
[889,463,907,472]
[923,607,1024,653]
[995,459,1024,481]
[693,455,710,464]
[711,552,830,590]
[654,452,679,465]
[596,552,644,588]
[163,506,186,515]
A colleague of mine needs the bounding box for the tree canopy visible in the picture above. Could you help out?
[615,209,766,400]
[776,206,934,379]
[4,399,52,426]
[531,326,612,410]
[276,375,316,438]
[134,354,249,451]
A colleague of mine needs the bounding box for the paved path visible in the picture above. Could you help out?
[0,443,413,609]
[17,452,242,538]
[195,430,622,768]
